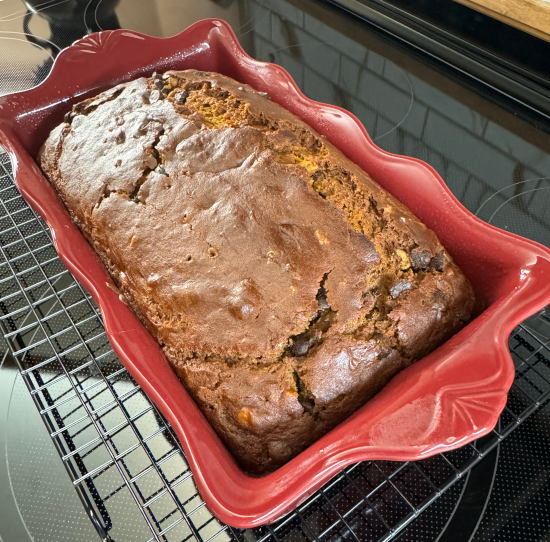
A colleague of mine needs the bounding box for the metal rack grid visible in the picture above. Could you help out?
[0,149,549,542]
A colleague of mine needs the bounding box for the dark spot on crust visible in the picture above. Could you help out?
[430,253,445,272]
[410,248,432,270]
[174,91,189,105]
[129,185,141,199]
[64,111,76,124]
[312,169,325,181]
[289,334,317,357]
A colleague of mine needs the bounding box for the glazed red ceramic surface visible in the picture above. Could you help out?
[1,20,550,528]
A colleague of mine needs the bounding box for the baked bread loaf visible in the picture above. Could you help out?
[39,70,476,476]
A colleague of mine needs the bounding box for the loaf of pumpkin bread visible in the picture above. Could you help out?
[38,70,476,476]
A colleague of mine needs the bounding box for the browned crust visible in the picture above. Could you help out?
[38,70,476,476]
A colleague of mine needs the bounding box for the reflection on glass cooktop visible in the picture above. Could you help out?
[0,0,549,541]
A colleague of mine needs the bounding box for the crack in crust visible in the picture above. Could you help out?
[284,271,336,360]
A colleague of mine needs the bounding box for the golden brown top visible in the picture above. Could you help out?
[39,70,476,475]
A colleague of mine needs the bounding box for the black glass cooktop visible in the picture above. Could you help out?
[0,1,549,541]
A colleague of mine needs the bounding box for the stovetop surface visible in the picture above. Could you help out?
[0,1,549,541]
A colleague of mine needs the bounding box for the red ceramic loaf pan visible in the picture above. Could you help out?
[1,20,550,528]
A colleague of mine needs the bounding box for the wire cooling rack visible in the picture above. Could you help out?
[0,150,549,542]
